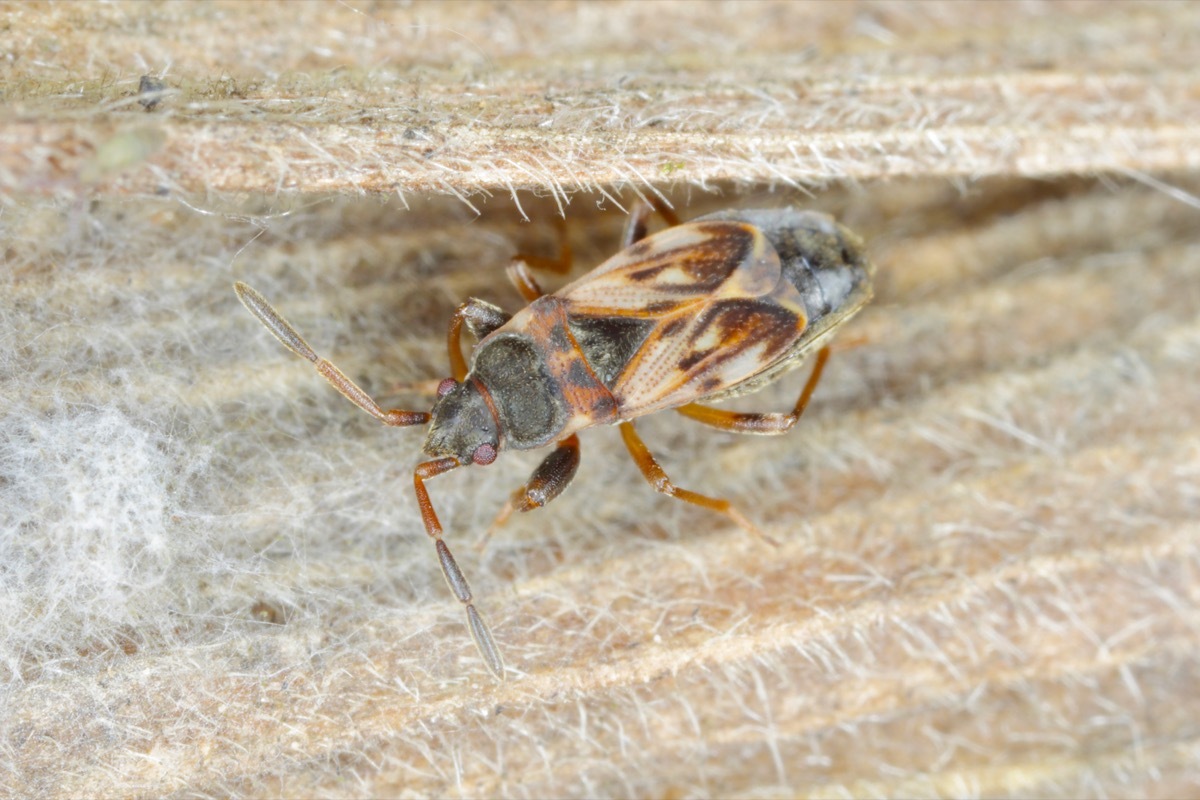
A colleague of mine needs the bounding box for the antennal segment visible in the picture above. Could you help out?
[234,282,430,427]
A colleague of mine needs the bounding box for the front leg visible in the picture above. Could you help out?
[446,298,510,382]
[413,457,506,680]
[507,217,573,302]
[481,435,582,550]
[620,197,681,248]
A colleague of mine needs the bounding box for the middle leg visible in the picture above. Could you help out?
[481,434,582,550]
[675,347,831,435]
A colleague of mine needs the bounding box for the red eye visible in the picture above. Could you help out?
[472,443,497,466]
[436,378,457,397]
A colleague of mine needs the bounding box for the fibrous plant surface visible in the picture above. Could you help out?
[2,2,1198,798]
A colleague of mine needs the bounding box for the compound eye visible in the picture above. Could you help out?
[472,443,497,466]
[436,377,458,397]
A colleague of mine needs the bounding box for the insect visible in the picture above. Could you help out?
[234,200,874,681]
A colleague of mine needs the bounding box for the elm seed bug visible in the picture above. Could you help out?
[234,200,874,681]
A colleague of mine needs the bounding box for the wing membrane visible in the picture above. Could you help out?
[559,221,809,416]
[610,296,807,415]
[560,221,782,317]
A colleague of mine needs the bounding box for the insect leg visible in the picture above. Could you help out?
[507,217,572,302]
[618,421,777,547]
[414,457,506,680]
[447,298,511,381]
[676,346,831,435]
[234,283,430,427]
[621,198,682,248]
[481,434,581,550]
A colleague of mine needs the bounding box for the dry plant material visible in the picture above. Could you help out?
[4,174,1198,799]
[1,1,1198,798]
[1,2,1197,199]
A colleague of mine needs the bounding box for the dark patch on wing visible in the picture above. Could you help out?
[567,314,656,388]
[626,229,754,293]
[643,300,682,315]
[693,299,801,362]
[658,315,689,338]
[591,394,618,416]
[628,263,671,282]
[566,359,593,387]
[678,348,715,371]
[546,321,574,354]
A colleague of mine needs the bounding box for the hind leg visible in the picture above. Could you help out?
[618,421,777,547]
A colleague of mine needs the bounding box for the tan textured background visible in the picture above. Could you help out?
[2,2,1199,798]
